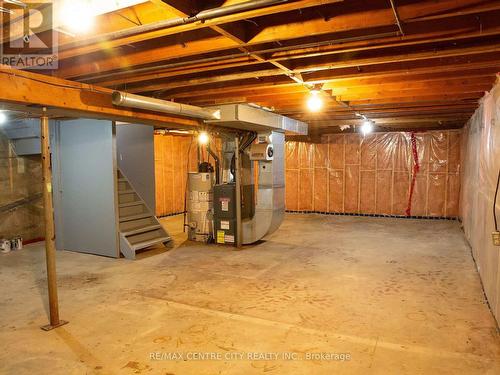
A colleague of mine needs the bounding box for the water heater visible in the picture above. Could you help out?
[186,172,214,242]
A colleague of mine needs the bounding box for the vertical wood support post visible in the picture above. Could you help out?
[40,110,68,331]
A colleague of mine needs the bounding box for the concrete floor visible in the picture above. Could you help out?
[1,214,499,374]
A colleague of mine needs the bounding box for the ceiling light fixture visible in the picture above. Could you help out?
[307,90,323,112]
[361,120,374,136]
[198,131,209,145]
[60,2,95,34]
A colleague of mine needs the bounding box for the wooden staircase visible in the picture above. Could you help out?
[117,170,171,259]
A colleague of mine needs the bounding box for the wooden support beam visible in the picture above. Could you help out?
[246,0,497,45]
[184,82,490,107]
[40,110,68,331]
[162,69,496,103]
[0,66,201,129]
[303,116,471,125]
[129,68,285,93]
[58,35,240,79]
[292,43,500,73]
[83,25,498,88]
[56,0,344,60]
[304,54,500,84]
[128,0,310,89]
[123,44,499,94]
[91,57,263,88]
[56,1,500,80]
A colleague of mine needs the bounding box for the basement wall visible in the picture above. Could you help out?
[460,77,500,323]
[285,130,462,218]
[0,132,43,242]
[154,134,197,217]
[154,133,224,217]
[155,130,461,219]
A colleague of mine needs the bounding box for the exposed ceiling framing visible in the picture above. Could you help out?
[3,0,500,135]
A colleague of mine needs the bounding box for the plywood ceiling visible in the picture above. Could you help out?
[29,1,500,134]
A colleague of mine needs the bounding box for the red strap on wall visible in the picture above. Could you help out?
[406,132,420,216]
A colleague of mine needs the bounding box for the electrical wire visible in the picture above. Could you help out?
[494,168,500,231]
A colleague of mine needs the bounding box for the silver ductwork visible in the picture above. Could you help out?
[241,131,285,244]
[111,92,308,245]
[205,103,308,135]
[208,104,304,244]
[112,91,220,120]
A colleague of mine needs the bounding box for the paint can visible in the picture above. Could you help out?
[10,237,23,250]
[0,239,11,254]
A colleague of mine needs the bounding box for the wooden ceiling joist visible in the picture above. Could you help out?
[0,66,199,129]
[1,0,498,133]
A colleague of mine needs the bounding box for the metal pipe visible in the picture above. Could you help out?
[197,143,202,169]
[234,136,242,248]
[112,91,220,120]
[40,109,68,331]
[207,143,221,185]
[63,0,289,51]
[4,0,27,7]
[388,0,404,36]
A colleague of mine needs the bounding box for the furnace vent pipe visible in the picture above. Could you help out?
[112,91,220,120]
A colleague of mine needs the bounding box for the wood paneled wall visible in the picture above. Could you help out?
[154,134,197,217]
[154,134,221,217]
[285,130,462,218]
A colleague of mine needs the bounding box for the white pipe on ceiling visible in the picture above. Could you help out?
[112,91,220,120]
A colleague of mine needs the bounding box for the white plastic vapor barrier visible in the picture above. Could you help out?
[460,75,500,325]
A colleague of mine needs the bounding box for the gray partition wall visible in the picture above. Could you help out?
[115,123,155,211]
[52,119,120,258]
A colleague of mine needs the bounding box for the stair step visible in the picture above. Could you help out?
[122,224,161,237]
[118,189,135,194]
[119,213,152,222]
[119,201,144,208]
[131,236,171,252]
[118,169,171,259]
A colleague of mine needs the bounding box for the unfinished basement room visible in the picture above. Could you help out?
[1,0,500,374]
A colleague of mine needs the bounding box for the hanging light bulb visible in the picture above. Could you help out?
[361,120,374,136]
[307,90,323,112]
[60,1,95,34]
[198,131,209,145]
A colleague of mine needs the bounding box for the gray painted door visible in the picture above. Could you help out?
[53,119,119,257]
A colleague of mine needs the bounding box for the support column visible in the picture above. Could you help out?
[235,135,242,248]
[40,111,68,331]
